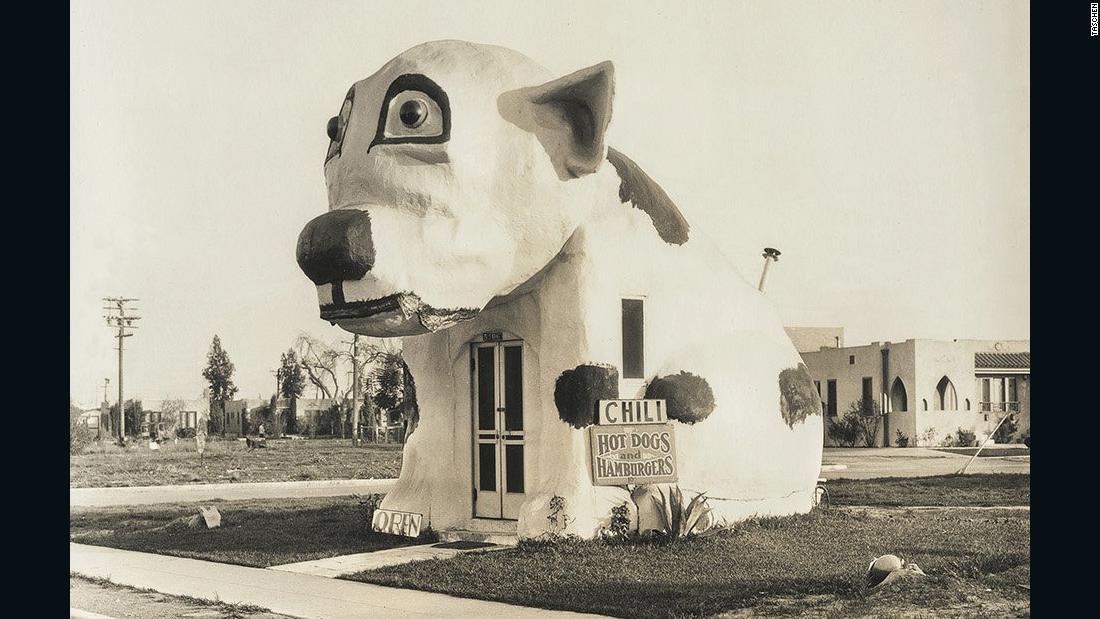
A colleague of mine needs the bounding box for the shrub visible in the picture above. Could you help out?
[554,364,619,429]
[954,427,977,447]
[652,485,716,540]
[534,495,578,543]
[894,430,910,447]
[601,502,632,542]
[992,414,1018,444]
[851,398,882,447]
[357,493,385,528]
[644,371,716,425]
[108,399,144,438]
[69,402,93,455]
[827,414,861,447]
[319,404,344,436]
[176,427,197,439]
[207,404,226,435]
[918,427,938,447]
[828,399,881,447]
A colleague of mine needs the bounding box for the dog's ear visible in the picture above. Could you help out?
[499,61,614,180]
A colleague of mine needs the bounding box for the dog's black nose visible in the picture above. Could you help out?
[296,209,376,286]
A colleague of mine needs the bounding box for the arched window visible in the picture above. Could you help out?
[964,398,971,411]
[890,377,908,412]
[922,399,928,411]
[935,376,957,411]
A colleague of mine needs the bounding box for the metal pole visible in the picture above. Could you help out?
[351,334,360,447]
[757,260,773,291]
[102,378,110,438]
[758,248,782,292]
[118,332,124,443]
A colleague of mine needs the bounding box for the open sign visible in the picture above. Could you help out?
[371,508,423,538]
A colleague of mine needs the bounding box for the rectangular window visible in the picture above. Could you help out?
[504,345,524,431]
[621,299,644,379]
[478,444,496,491]
[862,377,873,409]
[826,380,838,417]
[505,444,524,493]
[849,355,855,365]
[477,346,496,431]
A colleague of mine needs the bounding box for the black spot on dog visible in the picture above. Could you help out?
[644,371,715,424]
[779,363,822,428]
[554,364,619,428]
[606,147,690,245]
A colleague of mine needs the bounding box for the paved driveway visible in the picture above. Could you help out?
[821,447,1029,479]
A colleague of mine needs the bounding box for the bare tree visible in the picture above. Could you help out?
[294,333,344,401]
[293,333,409,438]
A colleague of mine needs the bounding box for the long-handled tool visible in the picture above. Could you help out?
[955,412,1015,475]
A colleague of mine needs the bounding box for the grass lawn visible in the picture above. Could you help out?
[827,473,1029,507]
[68,475,1030,617]
[348,508,1029,618]
[69,496,431,567]
[69,437,403,487]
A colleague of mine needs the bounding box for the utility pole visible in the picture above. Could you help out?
[351,334,361,447]
[100,378,111,440]
[103,297,140,445]
[272,369,282,438]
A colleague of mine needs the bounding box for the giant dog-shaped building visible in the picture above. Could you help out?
[296,40,823,539]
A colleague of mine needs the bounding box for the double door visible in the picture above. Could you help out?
[472,341,525,519]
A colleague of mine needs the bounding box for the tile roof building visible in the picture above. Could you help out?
[799,338,1030,447]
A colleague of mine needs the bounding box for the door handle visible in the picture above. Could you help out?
[496,407,506,412]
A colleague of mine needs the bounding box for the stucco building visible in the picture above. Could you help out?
[141,398,208,437]
[799,338,1030,447]
[785,326,845,353]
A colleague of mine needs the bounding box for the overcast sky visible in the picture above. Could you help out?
[70,0,1030,406]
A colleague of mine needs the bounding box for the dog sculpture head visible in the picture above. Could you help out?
[297,40,682,336]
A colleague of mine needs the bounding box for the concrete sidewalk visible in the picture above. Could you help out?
[71,543,605,618]
[70,478,397,508]
[270,543,508,578]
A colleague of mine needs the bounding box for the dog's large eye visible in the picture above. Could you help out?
[382,90,444,139]
[369,74,451,151]
[399,99,427,128]
[325,86,355,163]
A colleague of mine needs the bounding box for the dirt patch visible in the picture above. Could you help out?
[69,574,296,618]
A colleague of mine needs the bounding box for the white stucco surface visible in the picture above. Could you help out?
[299,40,823,538]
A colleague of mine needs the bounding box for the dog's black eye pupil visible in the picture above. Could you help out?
[399,99,427,128]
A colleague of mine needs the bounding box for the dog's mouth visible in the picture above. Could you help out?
[319,288,479,336]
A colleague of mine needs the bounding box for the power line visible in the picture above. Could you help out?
[103,297,140,444]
